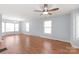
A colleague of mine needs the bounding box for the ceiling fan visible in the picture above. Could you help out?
[34,4,59,16]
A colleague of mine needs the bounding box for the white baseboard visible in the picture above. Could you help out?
[23,32,70,43]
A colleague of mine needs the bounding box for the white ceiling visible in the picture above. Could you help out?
[0,4,79,21]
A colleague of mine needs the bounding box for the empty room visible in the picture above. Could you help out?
[0,4,79,54]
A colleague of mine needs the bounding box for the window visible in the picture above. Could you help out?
[26,22,29,32]
[44,21,52,34]
[76,15,79,39]
[2,22,5,33]
[2,22,19,33]
[15,24,19,31]
[6,23,14,32]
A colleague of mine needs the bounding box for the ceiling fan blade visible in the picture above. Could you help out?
[48,8,59,11]
[34,10,43,12]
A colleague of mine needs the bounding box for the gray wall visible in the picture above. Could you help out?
[70,8,79,48]
[21,14,71,42]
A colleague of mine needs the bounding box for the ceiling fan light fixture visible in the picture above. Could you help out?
[44,7,47,10]
[43,11,48,15]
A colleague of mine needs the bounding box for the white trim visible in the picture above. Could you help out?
[23,32,70,43]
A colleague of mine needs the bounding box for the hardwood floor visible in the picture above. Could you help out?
[0,34,79,54]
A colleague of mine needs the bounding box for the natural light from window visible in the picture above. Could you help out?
[2,22,19,33]
[2,22,5,33]
[6,23,14,32]
[15,24,19,31]
[44,20,52,34]
[26,22,29,32]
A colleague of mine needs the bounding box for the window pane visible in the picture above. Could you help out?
[44,21,52,27]
[44,21,52,34]
[44,28,51,34]
[2,22,5,32]
[15,24,19,31]
[26,22,29,32]
[6,23,14,32]
[26,28,29,32]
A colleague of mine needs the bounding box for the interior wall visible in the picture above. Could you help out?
[70,8,79,48]
[22,13,71,42]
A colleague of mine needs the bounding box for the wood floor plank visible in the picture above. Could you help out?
[0,34,79,54]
